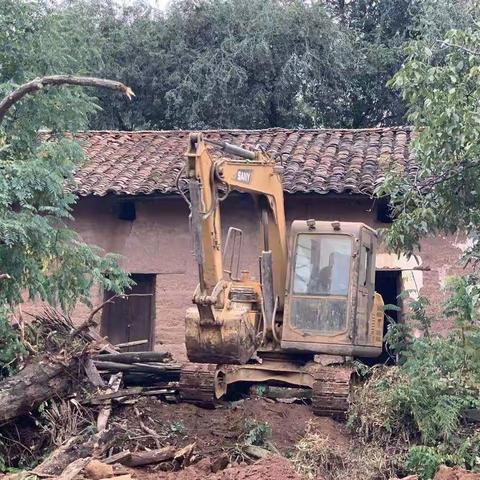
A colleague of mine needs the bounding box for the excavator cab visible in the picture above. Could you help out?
[281,220,384,357]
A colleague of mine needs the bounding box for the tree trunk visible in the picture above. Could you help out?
[123,446,176,467]
[0,356,80,424]
[92,351,171,364]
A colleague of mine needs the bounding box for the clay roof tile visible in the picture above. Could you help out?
[70,127,415,196]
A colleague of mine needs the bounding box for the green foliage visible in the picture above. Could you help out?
[383,292,435,361]
[378,2,480,260]
[350,278,480,478]
[444,275,480,326]
[352,333,480,444]
[0,0,131,376]
[383,301,411,359]
[0,311,25,379]
[167,420,186,436]
[405,446,446,480]
[48,0,420,130]
[17,0,469,132]
[243,419,271,447]
[406,437,480,480]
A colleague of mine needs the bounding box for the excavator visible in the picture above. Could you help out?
[178,133,385,416]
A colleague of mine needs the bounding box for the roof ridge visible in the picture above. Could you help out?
[76,126,413,135]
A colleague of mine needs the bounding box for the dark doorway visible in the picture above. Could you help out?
[374,269,403,363]
[101,274,156,351]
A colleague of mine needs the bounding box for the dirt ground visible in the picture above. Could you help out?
[112,396,348,454]
[107,397,350,480]
[133,455,303,480]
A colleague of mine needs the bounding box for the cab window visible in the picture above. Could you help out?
[293,234,352,296]
[290,234,352,334]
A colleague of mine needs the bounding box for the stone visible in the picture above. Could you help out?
[434,465,480,480]
[85,459,114,480]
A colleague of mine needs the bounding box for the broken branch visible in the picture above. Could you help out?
[0,75,134,125]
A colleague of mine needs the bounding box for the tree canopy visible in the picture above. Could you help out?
[379,2,480,263]
[0,0,131,372]
[48,0,423,130]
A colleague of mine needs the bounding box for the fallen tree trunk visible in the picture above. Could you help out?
[93,360,180,374]
[92,351,172,363]
[0,355,80,425]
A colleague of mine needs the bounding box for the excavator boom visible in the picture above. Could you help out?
[186,133,287,307]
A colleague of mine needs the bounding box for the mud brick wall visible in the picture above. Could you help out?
[24,193,466,361]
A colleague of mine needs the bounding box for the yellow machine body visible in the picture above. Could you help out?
[183,133,384,366]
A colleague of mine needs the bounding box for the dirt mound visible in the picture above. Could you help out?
[211,456,301,480]
[111,396,348,457]
[108,397,350,480]
[434,465,480,480]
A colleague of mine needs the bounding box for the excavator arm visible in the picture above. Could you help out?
[183,132,287,363]
[185,133,287,310]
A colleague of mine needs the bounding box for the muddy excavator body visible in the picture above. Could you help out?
[180,133,384,415]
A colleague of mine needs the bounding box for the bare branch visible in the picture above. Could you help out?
[75,293,153,337]
[440,40,480,57]
[0,75,135,126]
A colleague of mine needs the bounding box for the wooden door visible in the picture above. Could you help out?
[101,274,155,351]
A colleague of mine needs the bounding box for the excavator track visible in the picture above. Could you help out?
[179,363,217,408]
[310,365,355,417]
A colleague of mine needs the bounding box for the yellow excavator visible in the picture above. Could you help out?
[178,133,384,415]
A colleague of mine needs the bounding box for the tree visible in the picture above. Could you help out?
[0,0,132,375]
[56,0,417,130]
[378,1,480,262]
[326,0,420,126]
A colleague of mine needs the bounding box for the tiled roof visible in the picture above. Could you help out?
[72,127,416,197]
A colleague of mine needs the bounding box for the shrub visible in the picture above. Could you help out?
[292,421,396,480]
[349,278,480,478]
[0,312,25,380]
[242,419,271,447]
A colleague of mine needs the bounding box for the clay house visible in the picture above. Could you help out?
[56,127,465,361]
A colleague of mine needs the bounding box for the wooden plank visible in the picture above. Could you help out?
[97,373,122,432]
[56,457,91,480]
[84,358,105,387]
[93,360,180,374]
[88,387,144,404]
[114,339,148,349]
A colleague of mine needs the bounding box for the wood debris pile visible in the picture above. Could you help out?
[0,307,191,479]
